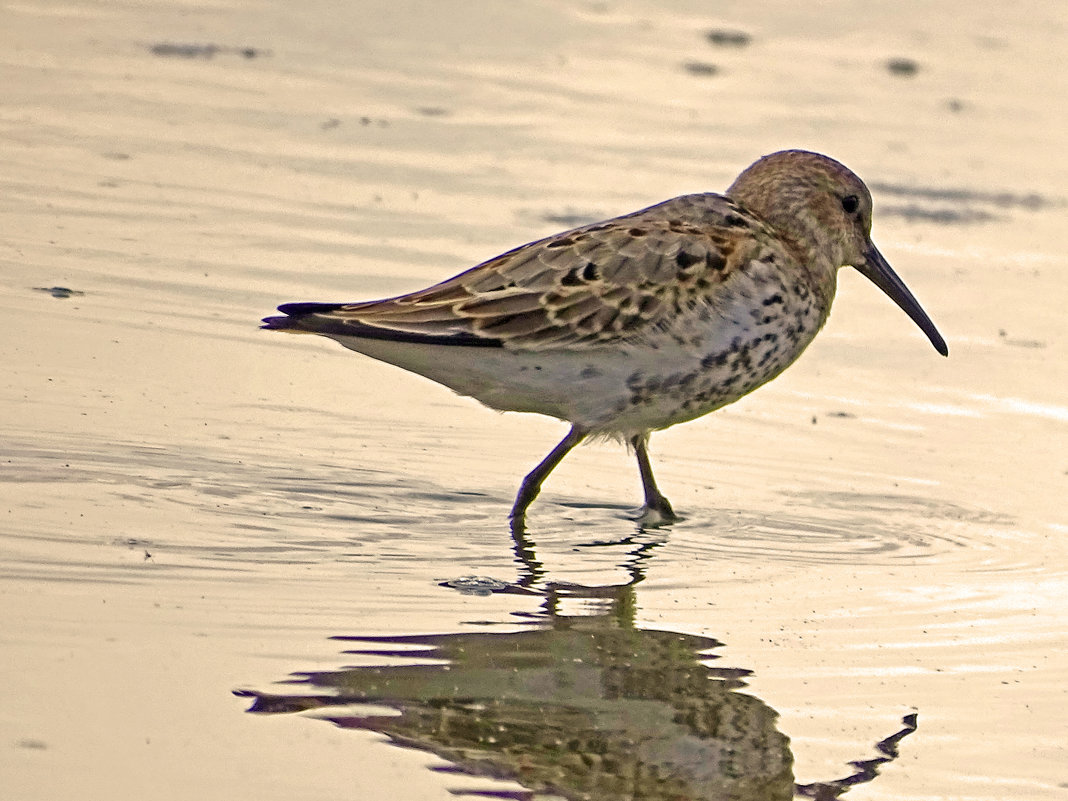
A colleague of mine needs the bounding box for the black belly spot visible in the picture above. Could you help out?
[701,351,730,369]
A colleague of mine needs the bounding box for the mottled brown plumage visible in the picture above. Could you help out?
[280,193,769,349]
[264,150,947,523]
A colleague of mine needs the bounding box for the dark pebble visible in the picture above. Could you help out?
[706,29,751,47]
[886,57,920,76]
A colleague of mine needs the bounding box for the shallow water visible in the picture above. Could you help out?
[2,1,1066,799]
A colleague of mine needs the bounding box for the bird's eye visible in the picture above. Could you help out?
[840,195,860,215]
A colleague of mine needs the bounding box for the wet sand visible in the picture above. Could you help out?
[1,1,1065,798]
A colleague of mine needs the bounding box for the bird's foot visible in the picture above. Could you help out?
[631,495,678,527]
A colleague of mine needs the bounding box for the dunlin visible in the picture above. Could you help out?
[263,150,947,523]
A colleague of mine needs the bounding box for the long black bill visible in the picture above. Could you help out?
[856,244,948,356]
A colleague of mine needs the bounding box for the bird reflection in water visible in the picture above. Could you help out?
[236,523,916,800]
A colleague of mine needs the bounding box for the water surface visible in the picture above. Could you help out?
[2,1,1065,799]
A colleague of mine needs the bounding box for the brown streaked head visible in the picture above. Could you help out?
[728,150,947,356]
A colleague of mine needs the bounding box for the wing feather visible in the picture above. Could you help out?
[273,193,776,350]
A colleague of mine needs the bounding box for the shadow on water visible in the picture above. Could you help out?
[236,522,917,800]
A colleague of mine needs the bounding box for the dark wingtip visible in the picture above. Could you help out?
[277,301,345,316]
[260,315,294,330]
[261,302,345,331]
[260,302,504,347]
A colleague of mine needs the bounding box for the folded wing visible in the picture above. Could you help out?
[263,193,771,351]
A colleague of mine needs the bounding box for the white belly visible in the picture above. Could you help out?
[330,284,829,437]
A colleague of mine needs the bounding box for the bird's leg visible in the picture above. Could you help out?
[510,426,587,522]
[631,433,676,521]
